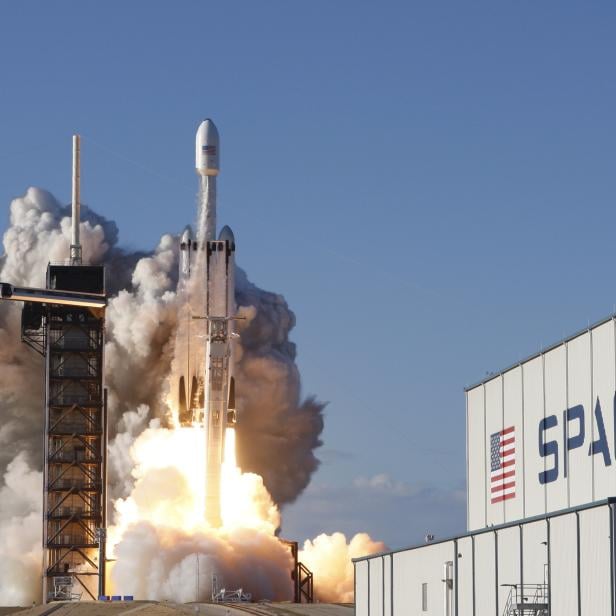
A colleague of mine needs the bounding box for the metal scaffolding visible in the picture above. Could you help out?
[21,264,107,602]
[282,540,314,603]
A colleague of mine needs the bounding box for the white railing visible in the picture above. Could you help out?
[502,584,548,616]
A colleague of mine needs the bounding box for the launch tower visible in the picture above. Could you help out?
[41,263,106,600]
[21,136,107,601]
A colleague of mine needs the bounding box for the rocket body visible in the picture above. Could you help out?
[173,119,236,527]
[203,226,236,527]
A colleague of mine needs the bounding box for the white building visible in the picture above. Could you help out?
[354,315,616,615]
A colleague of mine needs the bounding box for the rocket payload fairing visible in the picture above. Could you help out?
[174,119,237,528]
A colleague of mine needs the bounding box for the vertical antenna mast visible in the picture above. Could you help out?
[70,134,82,265]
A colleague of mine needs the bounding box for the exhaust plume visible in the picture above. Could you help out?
[0,187,359,603]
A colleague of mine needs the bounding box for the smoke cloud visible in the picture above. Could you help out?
[234,269,325,506]
[0,187,351,603]
[0,453,42,605]
[0,187,325,500]
[112,524,294,602]
[0,188,117,475]
[299,533,387,603]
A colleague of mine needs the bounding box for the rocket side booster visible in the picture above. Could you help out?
[179,227,194,280]
[177,225,203,424]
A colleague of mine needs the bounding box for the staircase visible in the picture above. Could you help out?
[503,584,548,616]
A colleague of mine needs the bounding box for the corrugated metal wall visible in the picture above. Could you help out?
[467,318,616,531]
[456,536,473,615]
[392,542,454,615]
[356,560,368,616]
[550,514,576,616]
[579,506,612,614]
[369,557,383,616]
[355,502,615,616]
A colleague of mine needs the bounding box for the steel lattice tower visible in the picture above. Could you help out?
[39,264,106,601]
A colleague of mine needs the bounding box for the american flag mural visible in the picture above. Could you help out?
[490,426,516,503]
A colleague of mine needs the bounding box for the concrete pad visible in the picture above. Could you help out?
[0,603,353,616]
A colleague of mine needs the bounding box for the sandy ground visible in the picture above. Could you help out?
[0,604,353,616]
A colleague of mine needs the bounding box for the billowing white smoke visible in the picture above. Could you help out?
[0,187,135,603]
[300,533,387,603]
[0,187,382,603]
[0,188,117,475]
[112,524,294,602]
[0,453,42,605]
[105,234,179,432]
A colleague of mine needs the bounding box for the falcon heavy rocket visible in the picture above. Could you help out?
[174,119,237,528]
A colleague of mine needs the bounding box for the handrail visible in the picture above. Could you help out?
[502,583,548,615]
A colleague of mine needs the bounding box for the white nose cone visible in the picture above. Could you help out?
[218,225,235,249]
[181,226,192,244]
[195,119,220,176]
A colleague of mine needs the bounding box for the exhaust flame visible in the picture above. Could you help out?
[107,419,286,599]
[108,425,280,552]
[221,428,279,533]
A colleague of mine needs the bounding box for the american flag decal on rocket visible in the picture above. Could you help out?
[490,426,516,503]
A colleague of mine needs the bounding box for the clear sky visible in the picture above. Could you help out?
[0,1,615,548]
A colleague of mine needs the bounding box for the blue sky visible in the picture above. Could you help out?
[1,1,615,548]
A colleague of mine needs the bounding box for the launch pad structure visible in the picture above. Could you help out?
[13,269,108,602]
[37,264,106,601]
[283,541,314,603]
[19,136,108,601]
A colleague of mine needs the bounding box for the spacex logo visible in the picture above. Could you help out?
[538,394,615,484]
